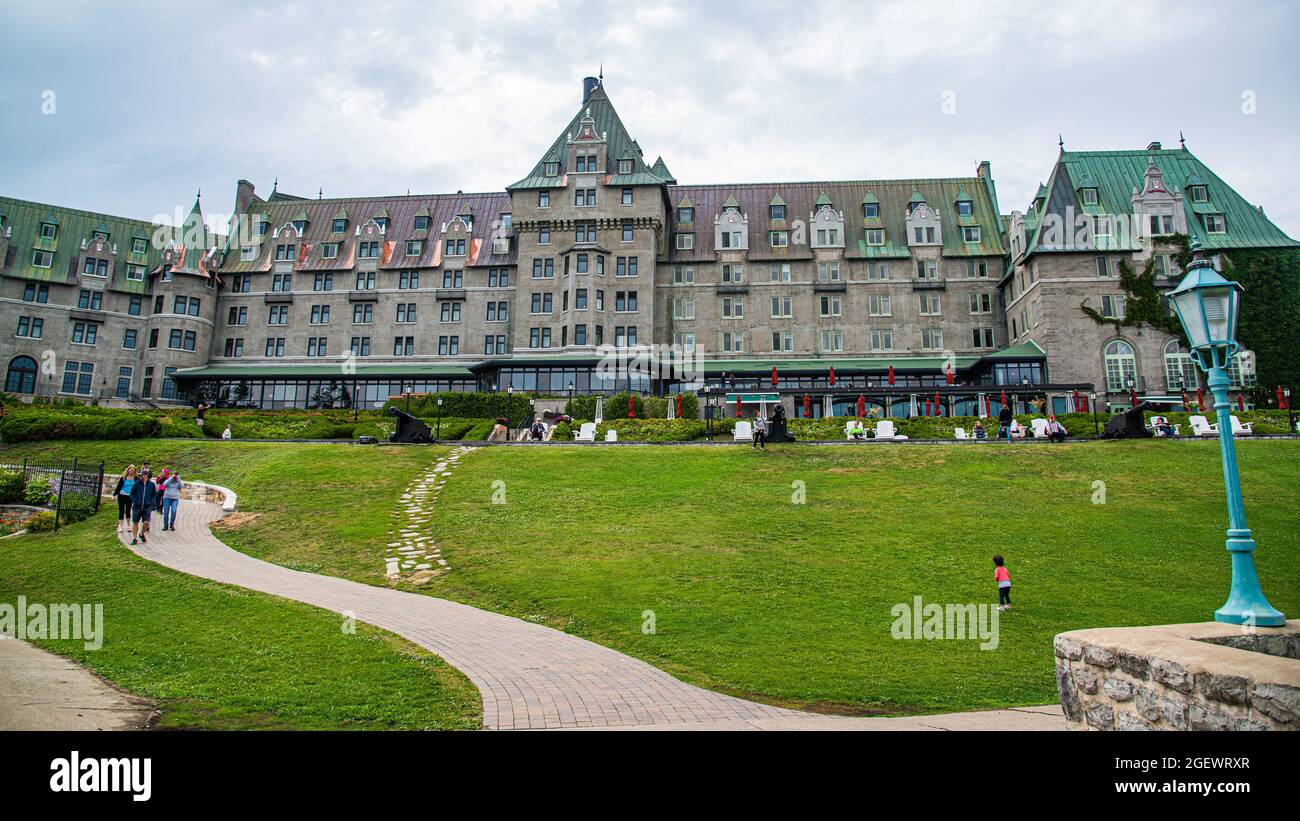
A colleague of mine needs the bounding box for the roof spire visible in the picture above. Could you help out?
[272,177,278,194]
[1179,130,1186,149]
[598,63,603,83]
[318,187,323,199]
[1058,133,1064,151]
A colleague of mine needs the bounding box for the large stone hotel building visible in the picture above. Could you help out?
[2,78,1295,416]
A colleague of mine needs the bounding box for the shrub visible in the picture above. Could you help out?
[24,511,57,532]
[0,470,24,504]
[594,419,706,442]
[24,477,54,506]
[551,421,573,441]
[300,420,357,440]
[464,420,497,441]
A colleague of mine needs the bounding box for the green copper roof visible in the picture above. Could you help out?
[722,194,740,209]
[954,187,972,202]
[508,83,664,191]
[650,156,675,184]
[815,192,833,207]
[861,191,879,204]
[173,363,475,380]
[769,193,785,206]
[1024,148,1298,257]
[908,189,926,204]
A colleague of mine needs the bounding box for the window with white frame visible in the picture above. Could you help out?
[870,328,893,351]
[1103,339,1136,392]
[969,292,992,314]
[1100,294,1126,319]
[769,263,791,283]
[869,294,891,316]
[771,331,793,351]
[721,296,744,318]
[919,293,941,315]
[770,296,792,318]
[921,328,943,350]
[674,265,694,284]
[819,294,841,317]
[673,297,695,320]
[820,329,844,352]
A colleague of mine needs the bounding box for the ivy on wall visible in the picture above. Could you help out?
[1079,234,1300,402]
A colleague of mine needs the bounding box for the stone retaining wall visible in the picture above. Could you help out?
[1055,621,1300,731]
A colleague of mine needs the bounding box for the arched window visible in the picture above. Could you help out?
[1163,340,1199,392]
[1103,340,1136,392]
[5,355,38,394]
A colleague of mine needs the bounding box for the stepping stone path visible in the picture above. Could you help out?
[385,446,476,585]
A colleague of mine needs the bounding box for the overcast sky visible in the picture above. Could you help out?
[2,0,1298,237]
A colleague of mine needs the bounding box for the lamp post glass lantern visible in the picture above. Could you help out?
[1168,241,1285,626]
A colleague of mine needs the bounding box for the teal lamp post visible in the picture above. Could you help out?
[1167,240,1285,626]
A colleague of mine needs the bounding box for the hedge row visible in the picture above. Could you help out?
[382,392,532,421]
[0,412,160,443]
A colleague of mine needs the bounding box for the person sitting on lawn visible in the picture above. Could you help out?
[221,425,233,440]
[972,420,987,440]
[849,419,866,440]
[1048,417,1068,443]
[530,418,546,441]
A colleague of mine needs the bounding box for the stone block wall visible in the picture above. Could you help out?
[1055,621,1300,731]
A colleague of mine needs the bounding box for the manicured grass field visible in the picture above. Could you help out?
[3,438,1297,716]
[0,442,480,730]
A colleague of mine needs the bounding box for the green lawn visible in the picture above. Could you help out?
[0,442,481,730]
[3,438,1297,716]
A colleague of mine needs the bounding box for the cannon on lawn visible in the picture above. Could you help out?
[388,406,432,443]
[1102,401,1156,439]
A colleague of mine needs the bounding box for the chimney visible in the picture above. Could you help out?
[235,179,256,215]
[582,76,599,104]
[977,160,991,178]
[1147,141,1162,151]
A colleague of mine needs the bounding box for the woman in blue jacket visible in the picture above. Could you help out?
[128,469,156,545]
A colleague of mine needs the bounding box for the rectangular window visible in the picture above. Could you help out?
[1095,255,1111,277]
[770,296,793,318]
[969,292,993,314]
[393,336,414,356]
[771,331,793,352]
[1204,214,1227,233]
[865,229,884,245]
[223,337,244,357]
[71,321,98,345]
[869,294,891,316]
[972,327,996,349]
[678,207,694,223]
[267,305,288,325]
[921,329,943,350]
[819,295,842,317]
[721,296,744,319]
[441,270,463,288]
[78,290,104,311]
[820,330,843,352]
[406,240,422,256]
[870,329,894,352]
[673,265,694,284]
[396,303,417,324]
[769,263,791,283]
[1101,294,1126,319]
[721,264,743,283]
[1081,188,1099,206]
[61,361,93,395]
[621,221,633,242]
[961,226,981,243]
[538,191,550,208]
[769,230,789,247]
[817,262,841,281]
[621,188,633,205]
[673,297,695,320]
[676,233,695,250]
[307,337,328,357]
[919,293,941,315]
[32,250,53,268]
[915,259,939,279]
[867,262,890,281]
[615,256,638,277]
[309,304,331,324]
[265,337,286,357]
[440,302,462,323]
[352,303,373,324]
[16,316,43,339]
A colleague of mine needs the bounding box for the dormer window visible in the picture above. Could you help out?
[1190,185,1209,203]
[1148,214,1174,236]
[322,243,338,259]
[374,217,388,232]
[866,229,884,246]
[678,207,694,223]
[962,226,981,243]
[413,215,430,231]
[405,240,422,256]
[769,204,785,221]
[618,159,633,175]
[40,222,58,240]
[332,218,347,233]
[957,201,973,217]
[241,246,256,261]
[544,161,559,177]
[1080,188,1099,206]
[863,202,879,219]
[93,230,109,241]
[500,213,512,229]
[1204,214,1227,234]
[132,237,148,255]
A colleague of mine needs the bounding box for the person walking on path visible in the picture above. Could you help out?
[128,468,156,545]
[161,472,183,531]
[112,465,137,533]
[997,403,1014,443]
[993,554,1012,611]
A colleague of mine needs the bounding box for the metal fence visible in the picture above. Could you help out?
[0,458,105,530]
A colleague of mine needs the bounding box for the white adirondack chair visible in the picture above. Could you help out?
[845,421,867,440]
[954,427,969,440]
[733,421,754,442]
[575,422,597,442]
[875,420,908,440]
[1230,415,1254,436]
[1148,415,1181,437]
[604,429,619,442]
[1030,418,1051,439]
[1189,415,1218,437]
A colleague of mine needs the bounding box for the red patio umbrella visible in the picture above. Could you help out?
[1000,389,1008,407]
[771,366,778,388]
[1237,394,1245,412]
[1181,391,1191,411]
[676,393,683,418]
[735,398,742,418]
[1130,386,1139,407]
[1196,387,1205,411]
[887,365,895,386]
[829,366,836,387]
[1277,385,1286,409]
[984,395,992,416]
[1072,389,1081,412]
[934,390,941,417]
[945,367,954,385]
[857,394,866,417]
[629,395,636,418]
[803,394,811,417]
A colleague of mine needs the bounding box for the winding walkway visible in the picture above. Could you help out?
[118,489,1063,731]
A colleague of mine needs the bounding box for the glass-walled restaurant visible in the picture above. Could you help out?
[175,348,1081,412]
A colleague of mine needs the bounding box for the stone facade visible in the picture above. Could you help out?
[2,81,1295,408]
[1055,621,1300,731]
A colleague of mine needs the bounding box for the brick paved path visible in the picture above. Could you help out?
[120,500,1061,730]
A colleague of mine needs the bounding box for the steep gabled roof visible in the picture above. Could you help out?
[1023,147,1298,259]
[507,83,665,190]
